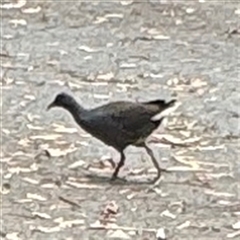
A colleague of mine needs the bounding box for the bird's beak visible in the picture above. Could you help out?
[47,102,55,111]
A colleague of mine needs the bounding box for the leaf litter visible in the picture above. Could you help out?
[5,232,22,240]
[78,45,101,53]
[26,193,47,201]
[29,134,62,141]
[0,0,26,9]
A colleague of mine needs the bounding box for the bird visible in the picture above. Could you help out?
[47,92,177,182]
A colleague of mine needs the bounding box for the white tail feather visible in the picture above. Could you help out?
[151,101,181,121]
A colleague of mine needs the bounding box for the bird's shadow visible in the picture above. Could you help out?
[83,174,212,190]
[83,173,156,186]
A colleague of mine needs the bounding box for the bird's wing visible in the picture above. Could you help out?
[81,100,174,148]
[89,101,161,134]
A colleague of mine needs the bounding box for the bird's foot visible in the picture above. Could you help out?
[160,167,169,173]
[110,175,117,182]
[110,175,127,184]
[150,167,168,184]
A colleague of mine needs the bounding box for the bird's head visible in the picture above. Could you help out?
[47,92,73,110]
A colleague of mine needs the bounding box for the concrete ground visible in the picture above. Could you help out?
[1,1,240,239]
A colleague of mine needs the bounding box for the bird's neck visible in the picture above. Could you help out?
[63,99,87,124]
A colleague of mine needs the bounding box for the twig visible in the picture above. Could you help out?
[58,196,82,208]
[88,223,156,233]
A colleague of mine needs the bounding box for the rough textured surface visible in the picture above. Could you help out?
[1,1,240,240]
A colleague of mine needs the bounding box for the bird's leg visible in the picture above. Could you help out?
[111,151,125,181]
[143,143,165,183]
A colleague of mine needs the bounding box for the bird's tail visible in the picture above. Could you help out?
[144,99,177,110]
[150,99,179,121]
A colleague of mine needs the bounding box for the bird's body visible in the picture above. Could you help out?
[48,92,176,182]
[80,101,167,150]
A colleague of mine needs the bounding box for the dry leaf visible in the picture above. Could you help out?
[41,183,56,188]
[9,19,27,26]
[76,141,89,147]
[156,228,166,240]
[197,145,225,151]
[32,212,52,219]
[106,43,114,48]
[1,157,11,163]
[194,161,228,168]
[235,9,240,15]
[201,172,233,180]
[26,193,47,201]
[100,201,119,224]
[24,94,35,100]
[232,221,240,230]
[97,72,114,81]
[176,221,191,230]
[166,166,206,172]
[128,168,145,176]
[68,81,83,90]
[191,78,207,88]
[93,94,111,99]
[171,155,200,169]
[29,134,61,140]
[104,13,123,19]
[65,181,103,189]
[4,173,12,179]
[217,200,232,205]
[90,82,108,87]
[3,34,14,39]
[34,226,61,233]
[89,221,156,233]
[11,150,27,157]
[47,60,59,66]
[204,190,235,198]
[49,79,65,86]
[167,77,179,86]
[149,73,164,78]
[119,189,131,195]
[186,8,195,14]
[151,188,169,197]
[27,124,44,130]
[120,1,133,6]
[160,209,176,219]
[46,41,59,46]
[52,123,78,133]
[78,45,100,53]
[14,199,32,203]
[108,229,131,239]
[59,49,67,55]
[93,16,109,24]
[68,160,86,169]
[179,130,191,138]
[22,177,39,185]
[0,0,26,9]
[155,134,201,146]
[47,146,77,157]
[26,113,40,122]
[58,219,85,228]
[22,6,41,13]
[126,193,137,200]
[152,35,170,40]
[227,230,240,238]
[2,128,11,135]
[8,166,38,174]
[6,232,22,240]
[119,63,137,69]
[84,56,92,60]
[1,183,11,195]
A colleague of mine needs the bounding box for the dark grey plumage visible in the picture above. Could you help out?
[48,92,176,182]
